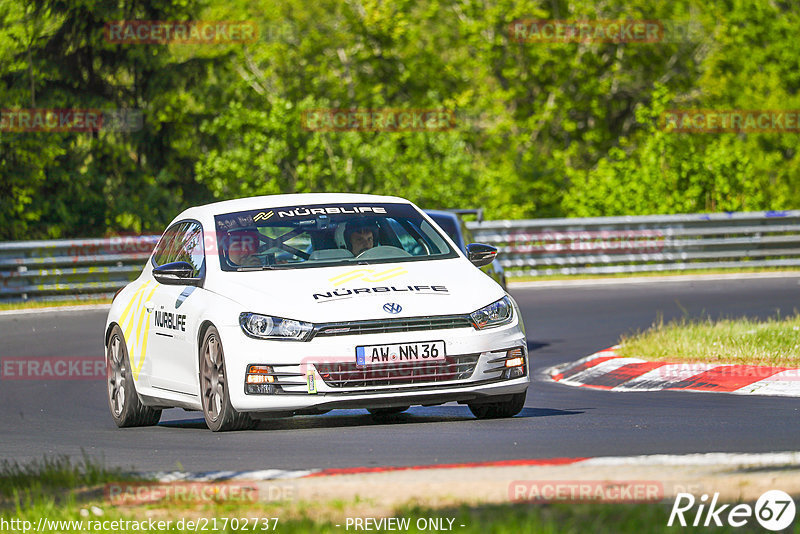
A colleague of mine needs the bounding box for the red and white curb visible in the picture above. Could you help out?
[145,452,800,482]
[146,459,581,482]
[148,469,318,482]
[548,347,800,396]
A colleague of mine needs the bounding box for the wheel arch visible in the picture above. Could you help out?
[197,320,216,364]
[104,322,121,351]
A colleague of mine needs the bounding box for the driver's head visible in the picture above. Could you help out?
[344,220,378,256]
[227,230,260,265]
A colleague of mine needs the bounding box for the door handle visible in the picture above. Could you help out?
[145,301,155,313]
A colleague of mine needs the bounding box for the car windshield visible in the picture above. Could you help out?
[427,214,465,252]
[214,202,457,271]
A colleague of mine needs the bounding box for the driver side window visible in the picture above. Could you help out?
[152,221,205,276]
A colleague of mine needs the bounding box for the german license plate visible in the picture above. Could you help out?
[356,341,446,366]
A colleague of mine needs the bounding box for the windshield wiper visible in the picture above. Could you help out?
[235,265,284,271]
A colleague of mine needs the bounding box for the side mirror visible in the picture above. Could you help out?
[466,243,497,267]
[153,261,203,286]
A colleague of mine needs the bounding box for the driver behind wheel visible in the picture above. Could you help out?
[227,230,261,266]
[343,219,379,256]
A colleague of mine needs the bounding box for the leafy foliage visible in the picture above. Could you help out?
[1,0,798,239]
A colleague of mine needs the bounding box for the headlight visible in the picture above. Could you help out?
[470,296,514,329]
[239,312,313,341]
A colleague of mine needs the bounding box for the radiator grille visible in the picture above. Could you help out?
[312,315,474,338]
[315,354,479,388]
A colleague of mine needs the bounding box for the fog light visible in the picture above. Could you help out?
[246,374,275,384]
[501,347,526,379]
[246,365,277,394]
[505,357,524,368]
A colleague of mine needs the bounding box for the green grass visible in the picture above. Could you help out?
[0,297,111,311]
[509,266,800,283]
[617,314,800,367]
[0,455,138,505]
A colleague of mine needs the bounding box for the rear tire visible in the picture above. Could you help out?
[106,325,162,427]
[468,391,526,419]
[200,326,256,432]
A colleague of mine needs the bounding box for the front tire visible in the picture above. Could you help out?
[468,391,526,419]
[106,325,161,427]
[200,326,255,432]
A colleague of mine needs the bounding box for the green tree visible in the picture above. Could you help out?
[0,0,223,239]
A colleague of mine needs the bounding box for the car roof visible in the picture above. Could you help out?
[175,193,413,222]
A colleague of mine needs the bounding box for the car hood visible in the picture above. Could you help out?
[207,258,505,323]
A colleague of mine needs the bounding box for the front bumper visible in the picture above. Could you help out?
[219,320,529,413]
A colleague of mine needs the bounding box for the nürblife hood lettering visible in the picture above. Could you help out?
[313,285,448,301]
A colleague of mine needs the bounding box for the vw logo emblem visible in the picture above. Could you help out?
[383,302,402,314]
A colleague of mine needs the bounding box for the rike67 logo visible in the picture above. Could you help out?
[668,490,796,531]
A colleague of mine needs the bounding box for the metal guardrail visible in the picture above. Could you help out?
[466,210,800,277]
[1,210,798,301]
[0,235,159,302]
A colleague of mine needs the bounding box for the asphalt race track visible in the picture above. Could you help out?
[1,276,799,472]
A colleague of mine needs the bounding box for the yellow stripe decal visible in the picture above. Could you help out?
[119,281,149,331]
[132,285,158,379]
[329,267,409,286]
[328,269,370,285]
[364,267,407,282]
[330,270,373,286]
[122,284,148,343]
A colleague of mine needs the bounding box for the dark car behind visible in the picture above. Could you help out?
[425,209,507,289]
